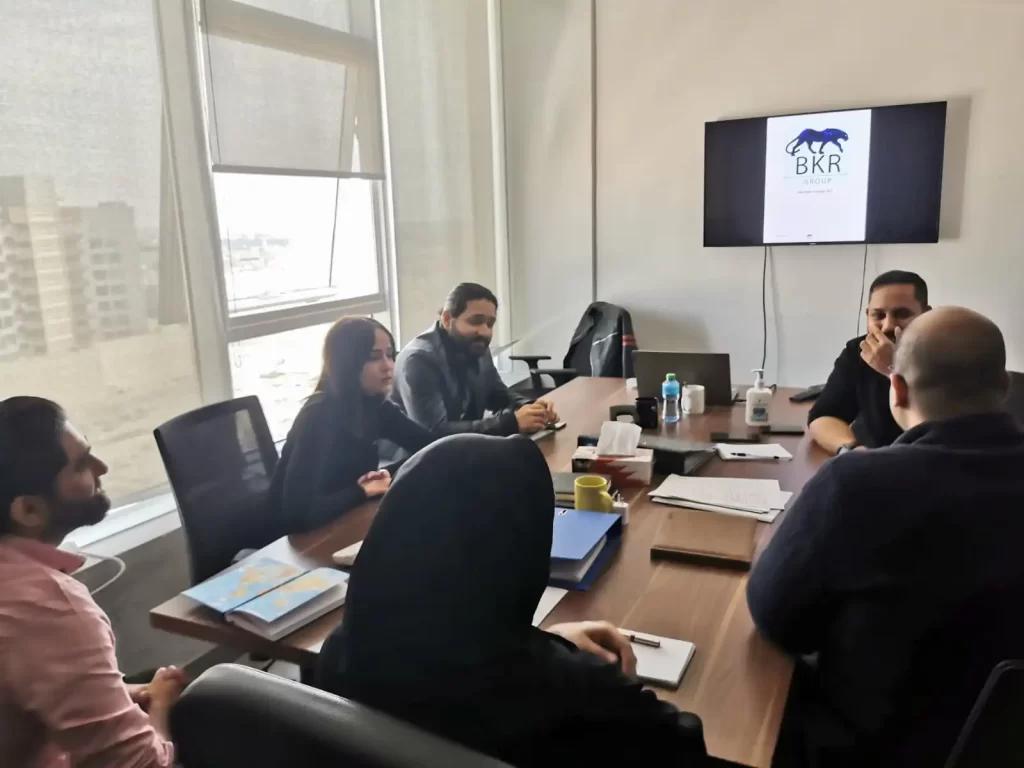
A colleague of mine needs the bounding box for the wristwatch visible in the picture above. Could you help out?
[836,441,859,456]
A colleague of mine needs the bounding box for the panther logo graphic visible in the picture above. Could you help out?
[785,128,849,156]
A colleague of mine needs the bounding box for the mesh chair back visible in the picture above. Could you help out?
[154,396,280,585]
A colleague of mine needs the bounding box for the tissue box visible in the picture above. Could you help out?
[571,446,654,488]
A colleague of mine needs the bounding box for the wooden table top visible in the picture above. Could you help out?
[151,377,830,767]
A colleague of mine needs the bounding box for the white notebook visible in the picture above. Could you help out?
[620,629,696,688]
[331,540,363,567]
[715,443,793,461]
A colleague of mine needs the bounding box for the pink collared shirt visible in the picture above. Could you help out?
[0,536,175,768]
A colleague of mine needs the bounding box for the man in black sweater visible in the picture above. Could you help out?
[749,306,1024,767]
[808,270,930,454]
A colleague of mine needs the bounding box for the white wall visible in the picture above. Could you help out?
[502,0,593,361]
[505,0,1024,385]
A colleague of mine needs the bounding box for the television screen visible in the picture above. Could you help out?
[703,101,947,246]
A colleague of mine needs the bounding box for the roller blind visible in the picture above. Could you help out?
[200,0,384,178]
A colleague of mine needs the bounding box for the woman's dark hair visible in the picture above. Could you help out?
[442,282,498,318]
[0,396,67,534]
[313,317,395,435]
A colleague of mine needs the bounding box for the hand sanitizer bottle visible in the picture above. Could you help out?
[745,368,772,427]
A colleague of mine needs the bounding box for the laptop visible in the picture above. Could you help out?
[633,351,735,406]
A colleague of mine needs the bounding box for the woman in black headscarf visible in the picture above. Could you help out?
[316,433,709,766]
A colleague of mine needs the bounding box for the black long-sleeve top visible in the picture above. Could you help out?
[269,393,431,534]
[808,336,903,448]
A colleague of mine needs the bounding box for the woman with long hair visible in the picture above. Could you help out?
[269,317,432,533]
[316,433,710,766]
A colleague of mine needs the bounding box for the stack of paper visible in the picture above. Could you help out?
[649,475,793,523]
[715,443,793,461]
[532,586,568,626]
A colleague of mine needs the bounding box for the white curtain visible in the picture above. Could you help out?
[378,0,499,341]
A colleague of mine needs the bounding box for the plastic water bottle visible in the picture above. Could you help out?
[662,373,681,423]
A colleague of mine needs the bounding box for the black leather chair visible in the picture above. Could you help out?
[511,302,634,398]
[1006,371,1024,426]
[154,396,282,585]
[946,660,1024,767]
[170,664,514,768]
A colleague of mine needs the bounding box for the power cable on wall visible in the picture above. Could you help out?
[761,245,768,372]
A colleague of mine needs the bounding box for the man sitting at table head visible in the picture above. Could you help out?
[808,270,930,455]
[748,307,1024,767]
[391,282,556,438]
[0,396,186,767]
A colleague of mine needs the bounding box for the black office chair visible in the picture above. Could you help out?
[171,664,514,768]
[1005,371,1024,426]
[154,396,282,585]
[511,302,636,398]
[887,590,1024,766]
[946,660,1024,767]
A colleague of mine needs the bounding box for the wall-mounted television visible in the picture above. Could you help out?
[703,101,947,247]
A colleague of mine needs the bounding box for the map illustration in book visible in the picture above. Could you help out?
[183,558,305,614]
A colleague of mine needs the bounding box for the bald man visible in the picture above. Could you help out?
[748,308,1024,768]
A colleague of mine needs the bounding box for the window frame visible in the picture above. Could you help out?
[155,0,394,397]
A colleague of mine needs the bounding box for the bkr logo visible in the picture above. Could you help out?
[785,128,849,177]
[785,128,849,156]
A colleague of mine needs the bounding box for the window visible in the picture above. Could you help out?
[195,0,389,427]
[229,310,391,441]
[111,284,126,295]
[96,285,110,296]
[0,1,202,504]
[99,301,111,311]
[215,173,379,318]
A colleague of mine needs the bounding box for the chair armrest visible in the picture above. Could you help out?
[509,355,551,369]
[533,367,578,387]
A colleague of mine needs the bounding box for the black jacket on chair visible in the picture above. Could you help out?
[391,323,529,436]
[564,302,637,378]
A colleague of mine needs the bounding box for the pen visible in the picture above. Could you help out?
[729,452,780,460]
[623,632,661,648]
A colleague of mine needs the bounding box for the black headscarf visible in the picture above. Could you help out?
[316,433,707,766]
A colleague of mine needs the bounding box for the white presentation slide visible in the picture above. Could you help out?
[762,109,872,244]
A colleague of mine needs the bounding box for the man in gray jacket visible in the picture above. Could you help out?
[392,283,555,437]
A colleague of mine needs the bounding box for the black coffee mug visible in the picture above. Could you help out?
[609,397,659,429]
[635,396,659,428]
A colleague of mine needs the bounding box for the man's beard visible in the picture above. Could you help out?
[450,330,490,357]
[50,494,112,533]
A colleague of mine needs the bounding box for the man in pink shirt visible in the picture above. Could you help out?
[0,396,185,767]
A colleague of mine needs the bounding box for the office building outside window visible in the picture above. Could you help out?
[0,2,202,504]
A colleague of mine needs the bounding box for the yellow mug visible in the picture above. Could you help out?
[574,475,614,513]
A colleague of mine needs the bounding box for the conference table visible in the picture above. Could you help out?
[151,377,830,767]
